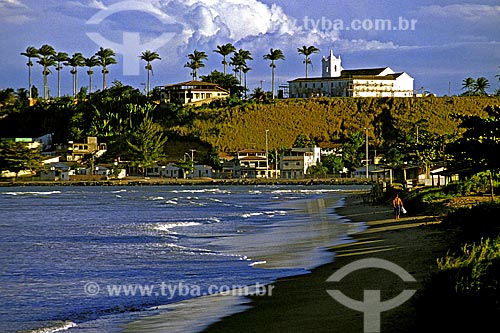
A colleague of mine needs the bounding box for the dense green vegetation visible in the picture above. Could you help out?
[174,96,494,152]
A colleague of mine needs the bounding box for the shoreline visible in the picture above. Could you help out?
[201,193,455,332]
[0,177,371,187]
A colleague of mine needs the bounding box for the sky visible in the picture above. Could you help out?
[1,0,499,96]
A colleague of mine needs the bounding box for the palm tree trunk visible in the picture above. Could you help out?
[305,56,309,78]
[28,65,32,99]
[89,74,93,94]
[271,65,275,99]
[103,68,106,90]
[147,67,151,95]
[43,66,48,99]
[57,69,61,97]
[75,71,78,96]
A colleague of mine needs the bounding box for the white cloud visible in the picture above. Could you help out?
[417,4,500,22]
[0,0,27,9]
[0,0,31,24]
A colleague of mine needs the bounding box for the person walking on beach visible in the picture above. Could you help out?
[393,193,403,220]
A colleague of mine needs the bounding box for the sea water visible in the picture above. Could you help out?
[0,185,367,333]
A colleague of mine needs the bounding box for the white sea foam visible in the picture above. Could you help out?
[248,260,267,266]
[153,222,202,234]
[241,210,286,218]
[28,321,77,333]
[171,188,228,194]
[241,212,263,218]
[2,190,62,196]
[147,196,165,201]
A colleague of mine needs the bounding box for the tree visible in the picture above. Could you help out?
[125,104,167,177]
[263,48,285,99]
[51,52,70,97]
[37,44,56,99]
[297,45,319,78]
[95,47,117,90]
[242,66,252,98]
[308,162,328,177]
[342,131,365,176]
[200,70,242,96]
[448,106,500,199]
[65,53,85,97]
[461,77,475,95]
[249,87,268,103]
[474,77,490,96]
[0,141,43,179]
[293,133,316,148]
[85,56,99,94]
[20,46,39,100]
[230,49,253,85]
[213,43,236,75]
[184,50,208,80]
[139,50,161,95]
[322,154,344,174]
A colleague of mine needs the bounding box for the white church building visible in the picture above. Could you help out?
[288,50,414,98]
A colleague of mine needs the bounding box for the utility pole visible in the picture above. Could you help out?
[189,149,196,163]
[265,129,269,178]
[365,127,369,178]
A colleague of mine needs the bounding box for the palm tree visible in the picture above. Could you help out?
[184,50,208,80]
[242,66,251,99]
[20,46,39,100]
[250,87,267,102]
[95,47,117,90]
[65,53,85,97]
[37,44,56,99]
[230,49,253,85]
[51,52,70,97]
[85,56,99,94]
[139,50,161,95]
[297,45,319,78]
[213,43,236,75]
[263,48,285,99]
[474,77,490,96]
[461,77,475,95]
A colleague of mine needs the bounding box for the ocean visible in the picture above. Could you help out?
[0,185,368,333]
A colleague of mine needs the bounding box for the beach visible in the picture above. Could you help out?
[203,193,455,333]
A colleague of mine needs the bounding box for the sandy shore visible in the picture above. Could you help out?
[202,194,456,333]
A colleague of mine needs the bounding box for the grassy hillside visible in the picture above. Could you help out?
[170,96,495,153]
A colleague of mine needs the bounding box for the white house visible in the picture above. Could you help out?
[160,80,230,105]
[289,50,414,98]
[187,165,213,179]
[280,147,321,179]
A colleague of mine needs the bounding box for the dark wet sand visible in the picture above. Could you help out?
[203,194,455,333]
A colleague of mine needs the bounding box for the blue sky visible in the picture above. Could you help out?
[1,0,499,96]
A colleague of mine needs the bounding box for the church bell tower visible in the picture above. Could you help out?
[322,50,342,78]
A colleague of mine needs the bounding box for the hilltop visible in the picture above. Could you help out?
[168,96,495,155]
